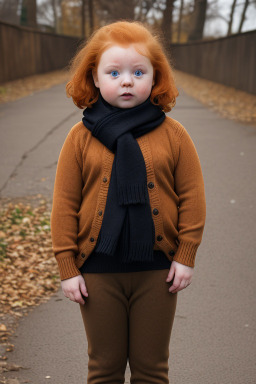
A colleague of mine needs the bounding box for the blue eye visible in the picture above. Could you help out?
[134,70,143,77]
[110,70,119,77]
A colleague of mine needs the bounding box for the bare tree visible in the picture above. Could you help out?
[20,0,37,28]
[238,0,249,33]
[0,0,20,24]
[177,0,184,42]
[88,0,94,34]
[97,0,135,23]
[227,0,237,35]
[188,0,207,41]
[51,0,58,32]
[81,0,86,37]
[161,0,176,43]
[60,0,81,36]
[135,0,155,22]
[37,0,64,33]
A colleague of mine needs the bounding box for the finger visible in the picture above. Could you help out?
[68,291,75,302]
[172,280,191,293]
[68,290,84,305]
[80,280,89,298]
[169,276,181,293]
[166,266,175,283]
[178,280,187,292]
[73,290,85,305]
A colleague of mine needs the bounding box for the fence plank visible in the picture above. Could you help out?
[171,30,256,95]
[1,21,255,95]
[0,21,81,84]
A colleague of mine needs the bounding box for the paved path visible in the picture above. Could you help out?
[0,84,255,384]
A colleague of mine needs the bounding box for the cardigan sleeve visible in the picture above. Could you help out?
[173,126,206,267]
[50,129,83,280]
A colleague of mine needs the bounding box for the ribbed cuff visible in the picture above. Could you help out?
[55,252,81,281]
[173,240,199,268]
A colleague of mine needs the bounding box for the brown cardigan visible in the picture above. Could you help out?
[51,116,206,281]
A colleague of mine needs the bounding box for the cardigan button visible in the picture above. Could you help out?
[169,250,175,257]
[90,237,95,242]
[98,210,103,216]
[103,177,108,183]
[148,182,154,189]
[157,235,163,241]
[153,208,159,215]
[81,253,86,258]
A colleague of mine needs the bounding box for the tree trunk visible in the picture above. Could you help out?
[188,0,207,41]
[227,0,237,35]
[238,0,249,33]
[51,0,58,33]
[162,0,175,44]
[177,0,184,42]
[88,0,94,35]
[20,0,37,28]
[81,0,86,38]
[97,0,135,22]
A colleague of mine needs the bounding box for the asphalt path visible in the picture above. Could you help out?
[0,83,255,384]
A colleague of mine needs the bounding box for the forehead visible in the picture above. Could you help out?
[98,44,151,65]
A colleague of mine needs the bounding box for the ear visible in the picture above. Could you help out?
[92,69,99,88]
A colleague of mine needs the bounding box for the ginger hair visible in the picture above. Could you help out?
[66,21,178,112]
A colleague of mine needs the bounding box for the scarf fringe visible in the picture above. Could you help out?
[118,183,147,205]
[121,241,154,263]
[95,235,118,255]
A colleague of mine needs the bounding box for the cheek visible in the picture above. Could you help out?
[137,82,153,96]
[100,82,117,100]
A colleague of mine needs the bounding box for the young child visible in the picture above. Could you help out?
[51,21,206,384]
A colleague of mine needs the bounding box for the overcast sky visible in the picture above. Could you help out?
[173,0,256,37]
[36,0,256,38]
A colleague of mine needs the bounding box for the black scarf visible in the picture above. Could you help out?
[82,95,165,263]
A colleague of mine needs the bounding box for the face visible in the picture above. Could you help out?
[93,44,154,108]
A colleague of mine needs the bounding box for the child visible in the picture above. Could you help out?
[51,21,206,384]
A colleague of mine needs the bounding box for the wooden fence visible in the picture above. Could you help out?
[0,21,81,84]
[171,30,256,95]
[1,21,255,95]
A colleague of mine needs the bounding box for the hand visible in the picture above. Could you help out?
[61,274,88,305]
[166,261,194,293]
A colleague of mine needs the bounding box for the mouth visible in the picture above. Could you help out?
[121,93,133,98]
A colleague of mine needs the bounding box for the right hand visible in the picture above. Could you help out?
[61,274,88,305]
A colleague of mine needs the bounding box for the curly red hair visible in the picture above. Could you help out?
[66,21,178,112]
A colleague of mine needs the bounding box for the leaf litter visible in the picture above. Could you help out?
[0,197,59,383]
[174,70,256,126]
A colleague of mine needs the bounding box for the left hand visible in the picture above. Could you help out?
[166,261,194,293]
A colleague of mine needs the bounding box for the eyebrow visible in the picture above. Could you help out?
[104,64,120,70]
[104,63,147,70]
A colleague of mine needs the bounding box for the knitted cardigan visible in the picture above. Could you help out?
[51,116,206,281]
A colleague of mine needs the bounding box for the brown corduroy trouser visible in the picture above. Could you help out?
[79,269,177,384]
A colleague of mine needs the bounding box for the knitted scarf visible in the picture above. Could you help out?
[82,95,166,263]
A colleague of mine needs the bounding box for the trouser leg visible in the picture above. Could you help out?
[79,273,130,384]
[128,269,177,384]
[79,270,177,384]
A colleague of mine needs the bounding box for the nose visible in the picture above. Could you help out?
[121,73,134,87]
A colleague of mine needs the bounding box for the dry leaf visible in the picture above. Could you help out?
[0,200,60,335]
[174,70,256,126]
